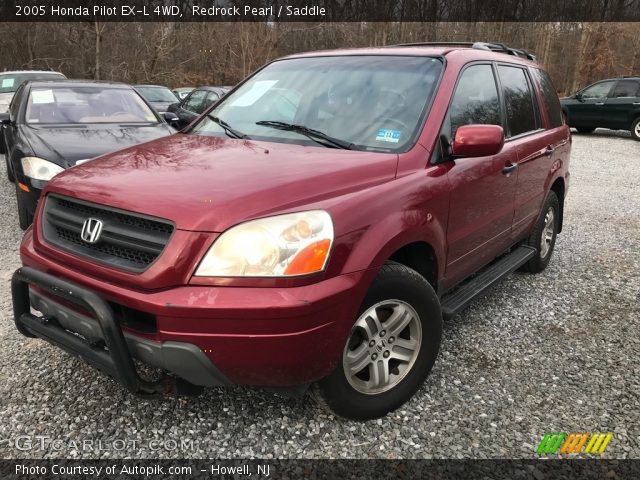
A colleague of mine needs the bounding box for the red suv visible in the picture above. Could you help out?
[12,42,571,420]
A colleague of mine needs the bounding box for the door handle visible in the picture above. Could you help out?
[545,146,555,157]
[595,102,605,105]
[633,102,640,105]
[502,163,518,175]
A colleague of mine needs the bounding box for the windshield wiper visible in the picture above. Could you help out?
[207,115,249,139]
[256,120,355,150]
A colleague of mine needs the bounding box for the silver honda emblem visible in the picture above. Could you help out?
[80,218,104,244]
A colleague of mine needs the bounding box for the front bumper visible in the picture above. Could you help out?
[13,267,229,395]
[18,229,376,388]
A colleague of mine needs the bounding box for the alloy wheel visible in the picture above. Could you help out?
[343,300,422,395]
[540,207,555,259]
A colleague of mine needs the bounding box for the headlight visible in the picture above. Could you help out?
[21,157,64,181]
[195,211,334,277]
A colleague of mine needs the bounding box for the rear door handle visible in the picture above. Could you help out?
[502,163,518,175]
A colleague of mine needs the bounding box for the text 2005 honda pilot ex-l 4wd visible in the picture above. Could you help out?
[12,42,571,420]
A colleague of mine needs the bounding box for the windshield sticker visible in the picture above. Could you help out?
[31,89,55,104]
[229,80,278,107]
[1,78,14,88]
[376,128,401,143]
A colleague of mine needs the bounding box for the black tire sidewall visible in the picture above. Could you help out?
[524,190,560,273]
[319,263,442,420]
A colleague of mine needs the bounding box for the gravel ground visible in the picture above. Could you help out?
[0,129,639,460]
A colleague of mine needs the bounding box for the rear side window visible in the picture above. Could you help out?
[611,79,640,98]
[497,65,538,137]
[449,64,500,135]
[532,68,563,128]
[581,81,615,99]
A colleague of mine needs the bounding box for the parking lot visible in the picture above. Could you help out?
[0,130,638,459]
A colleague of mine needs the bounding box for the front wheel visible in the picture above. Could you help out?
[317,262,442,420]
[631,117,640,141]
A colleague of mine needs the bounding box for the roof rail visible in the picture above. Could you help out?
[391,42,475,48]
[471,42,537,61]
[388,41,537,61]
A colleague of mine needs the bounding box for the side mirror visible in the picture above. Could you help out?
[162,111,180,126]
[575,92,584,102]
[452,125,504,158]
[0,112,11,124]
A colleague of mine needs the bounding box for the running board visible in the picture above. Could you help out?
[441,246,536,319]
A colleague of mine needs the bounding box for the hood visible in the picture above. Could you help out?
[23,124,173,167]
[47,134,398,232]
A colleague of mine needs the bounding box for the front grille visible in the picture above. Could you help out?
[42,194,174,272]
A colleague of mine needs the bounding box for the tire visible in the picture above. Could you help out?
[631,117,640,141]
[317,262,442,420]
[15,183,33,230]
[522,190,560,273]
[576,127,595,134]
[5,155,14,182]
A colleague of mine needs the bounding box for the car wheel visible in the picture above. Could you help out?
[631,117,640,141]
[317,262,442,420]
[15,183,33,230]
[522,190,560,273]
[576,127,595,133]
[5,154,14,182]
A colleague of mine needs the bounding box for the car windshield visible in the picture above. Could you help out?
[136,86,178,102]
[0,72,65,93]
[190,55,443,152]
[25,87,159,124]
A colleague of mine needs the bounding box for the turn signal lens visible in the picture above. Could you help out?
[284,239,331,275]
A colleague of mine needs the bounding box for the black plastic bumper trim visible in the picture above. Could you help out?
[12,266,175,396]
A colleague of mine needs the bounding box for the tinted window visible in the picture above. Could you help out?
[184,90,206,112]
[497,65,537,137]
[449,64,500,134]
[611,80,640,98]
[192,56,443,152]
[532,68,563,128]
[199,91,220,113]
[581,81,615,99]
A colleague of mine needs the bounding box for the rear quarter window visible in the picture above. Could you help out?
[531,68,563,129]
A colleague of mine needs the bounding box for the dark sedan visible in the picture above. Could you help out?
[167,86,229,129]
[134,84,180,114]
[561,76,640,140]
[0,80,175,229]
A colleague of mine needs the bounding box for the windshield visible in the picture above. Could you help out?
[190,55,443,152]
[0,72,65,94]
[25,87,159,124]
[136,86,178,103]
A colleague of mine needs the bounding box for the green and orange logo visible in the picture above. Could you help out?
[536,432,613,455]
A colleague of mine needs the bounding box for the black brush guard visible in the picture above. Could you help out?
[12,266,180,396]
